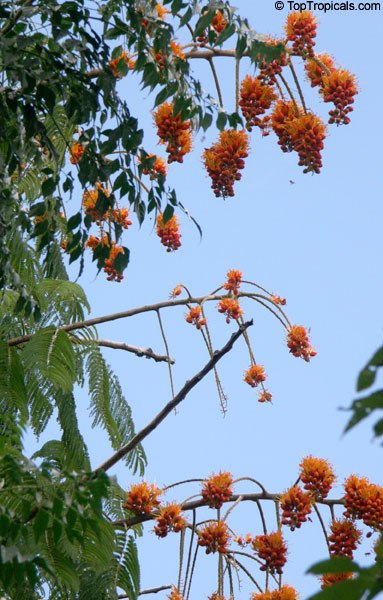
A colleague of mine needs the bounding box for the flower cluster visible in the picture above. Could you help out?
[109,51,135,78]
[168,587,184,600]
[185,305,206,329]
[251,586,299,600]
[343,475,383,530]
[69,143,84,164]
[141,154,168,179]
[258,43,288,86]
[154,40,185,69]
[203,129,249,198]
[82,182,110,224]
[299,456,335,499]
[328,518,362,559]
[285,11,318,57]
[156,214,182,252]
[223,269,242,294]
[270,294,286,305]
[305,53,335,88]
[196,10,228,45]
[321,68,358,126]
[239,75,277,133]
[244,364,266,388]
[201,471,233,509]
[272,100,300,153]
[153,503,186,538]
[123,482,162,515]
[320,571,353,589]
[286,113,327,174]
[287,325,317,362]
[217,298,243,323]
[103,242,125,282]
[280,486,313,531]
[154,102,192,163]
[110,207,133,229]
[252,531,288,575]
[197,520,230,554]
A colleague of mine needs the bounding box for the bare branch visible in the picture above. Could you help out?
[96,339,175,363]
[94,321,253,474]
[118,585,172,598]
[207,57,224,109]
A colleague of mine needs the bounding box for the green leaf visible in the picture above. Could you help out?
[357,367,376,391]
[194,10,214,37]
[307,557,361,575]
[216,112,227,131]
[368,346,383,367]
[344,391,383,433]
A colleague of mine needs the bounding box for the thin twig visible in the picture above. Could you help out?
[235,58,240,112]
[118,585,172,597]
[182,509,196,596]
[277,72,300,116]
[207,57,223,108]
[156,310,175,398]
[255,499,267,535]
[227,554,263,593]
[289,60,307,113]
[313,503,330,553]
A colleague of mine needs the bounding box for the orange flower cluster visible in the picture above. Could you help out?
[217,298,243,323]
[252,531,288,575]
[258,391,273,403]
[123,482,162,515]
[170,285,182,299]
[343,475,383,530]
[280,486,313,531]
[197,520,230,554]
[153,503,186,538]
[305,53,335,88]
[201,471,233,509]
[244,364,266,388]
[168,587,184,600]
[272,100,300,153]
[141,154,168,179]
[320,571,353,589]
[109,207,133,229]
[69,143,85,164]
[234,533,253,547]
[239,75,277,133]
[203,129,249,198]
[223,269,242,294]
[154,102,192,163]
[258,44,288,86]
[299,456,335,499]
[321,69,358,126]
[109,51,135,78]
[287,112,327,174]
[154,41,185,69]
[185,305,206,329]
[270,294,286,305]
[251,585,299,600]
[328,518,362,559]
[211,10,228,33]
[156,214,182,252]
[155,3,167,19]
[86,236,125,282]
[287,325,317,362]
[82,182,110,224]
[285,11,317,57]
[85,234,108,251]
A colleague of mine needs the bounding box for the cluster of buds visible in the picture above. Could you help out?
[299,456,335,499]
[109,51,135,78]
[321,69,358,125]
[154,102,192,163]
[69,143,85,164]
[239,76,277,134]
[217,298,243,323]
[123,481,162,515]
[285,11,318,57]
[201,471,233,509]
[271,100,300,153]
[141,153,168,179]
[197,520,230,554]
[251,586,299,600]
[343,475,383,530]
[280,486,313,531]
[153,503,186,538]
[287,325,317,362]
[252,531,288,575]
[328,518,362,559]
[223,269,242,294]
[287,112,327,174]
[156,213,182,252]
[185,305,206,329]
[203,129,249,198]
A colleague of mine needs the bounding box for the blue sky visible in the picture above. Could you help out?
[29,1,383,597]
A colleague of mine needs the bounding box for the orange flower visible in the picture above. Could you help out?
[252,531,288,575]
[287,325,316,362]
[85,234,105,250]
[280,486,313,531]
[328,518,362,559]
[82,182,110,224]
[305,53,335,88]
[109,51,135,78]
[223,269,242,294]
[103,242,125,282]
[320,571,353,589]
[203,129,249,198]
[154,41,185,69]
[321,68,358,125]
[270,294,286,305]
[154,102,192,163]
[234,533,253,547]
[217,298,243,323]
[170,285,182,299]
[251,585,299,600]
[69,142,85,164]
[285,11,318,57]
[258,390,273,403]
[155,3,168,19]
[185,305,206,329]
[109,207,133,229]
[244,364,266,388]
[343,474,383,531]
[156,213,182,252]
[212,10,228,33]
[197,520,230,554]
[141,154,168,179]
[271,100,301,153]
[286,112,327,174]
[153,503,186,538]
[239,75,277,133]
[123,482,162,515]
[201,471,233,509]
[299,456,335,499]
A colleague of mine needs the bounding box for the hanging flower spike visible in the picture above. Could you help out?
[109,207,133,229]
[258,39,288,86]
[244,364,266,388]
[123,481,162,515]
[305,53,335,88]
[103,242,125,282]
[258,390,273,403]
[217,298,243,323]
[271,100,301,153]
[287,325,317,362]
[69,142,85,164]
[239,75,277,134]
[223,269,242,294]
[320,572,353,589]
[197,520,231,554]
[280,486,313,531]
[153,503,187,538]
[285,11,318,58]
[109,51,135,78]
[141,154,168,179]
[185,305,206,329]
[156,213,182,252]
[153,102,192,163]
[321,68,358,125]
[343,474,383,531]
[201,471,233,509]
[299,456,335,500]
[251,586,299,600]
[203,129,249,198]
[328,518,362,559]
[252,530,288,575]
[286,112,327,174]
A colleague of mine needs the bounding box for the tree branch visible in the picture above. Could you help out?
[94,321,253,474]
[0,0,35,36]
[118,585,172,598]
[96,339,174,364]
